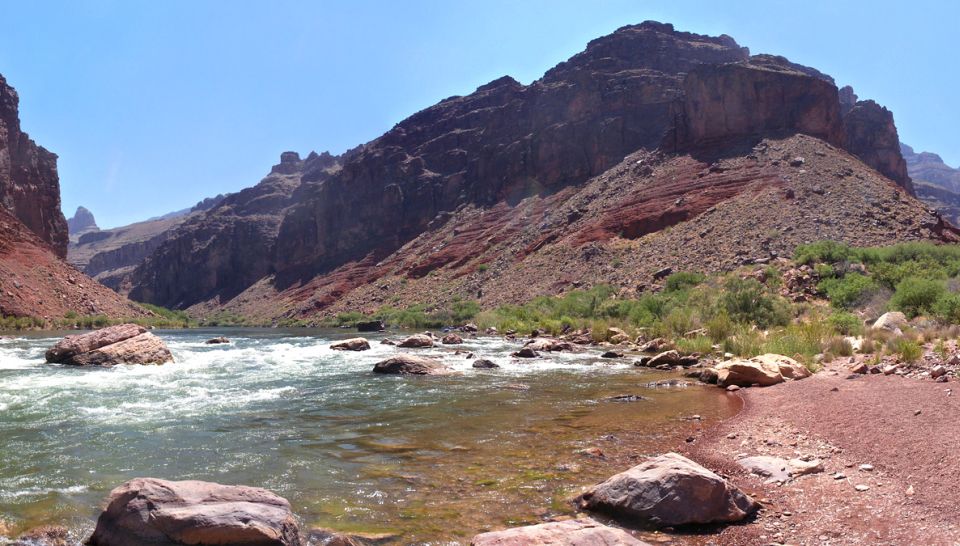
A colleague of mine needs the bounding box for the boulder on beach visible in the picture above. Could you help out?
[574,452,759,527]
[204,336,230,345]
[471,518,650,545]
[398,334,434,348]
[356,320,385,332]
[86,478,302,546]
[872,311,907,333]
[441,333,464,345]
[44,324,173,366]
[373,354,451,375]
[714,353,810,387]
[331,337,371,351]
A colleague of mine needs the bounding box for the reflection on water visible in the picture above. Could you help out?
[0,328,738,544]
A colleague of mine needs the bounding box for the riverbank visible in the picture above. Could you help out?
[682,359,960,545]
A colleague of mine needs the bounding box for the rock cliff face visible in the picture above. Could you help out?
[129,152,342,307]
[0,74,69,257]
[842,100,912,192]
[67,206,99,238]
[126,22,932,318]
[903,143,960,224]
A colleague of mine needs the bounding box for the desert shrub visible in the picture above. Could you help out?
[814,263,836,279]
[664,271,706,292]
[794,240,853,265]
[933,293,960,324]
[818,273,877,309]
[718,277,790,328]
[451,299,480,324]
[705,312,734,342]
[675,335,714,355]
[888,337,922,362]
[860,337,876,354]
[890,277,946,318]
[721,325,765,357]
[827,311,863,336]
[824,336,854,357]
[763,321,831,363]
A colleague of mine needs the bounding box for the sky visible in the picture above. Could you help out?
[0,0,956,228]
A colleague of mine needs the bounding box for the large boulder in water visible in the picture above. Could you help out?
[87,478,302,546]
[44,324,173,366]
[471,518,650,545]
[373,354,451,375]
[398,334,434,348]
[330,338,371,351]
[574,452,758,527]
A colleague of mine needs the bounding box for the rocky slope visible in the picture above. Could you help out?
[126,22,936,321]
[67,206,99,240]
[0,74,69,257]
[0,73,147,320]
[902,143,960,224]
[67,195,225,290]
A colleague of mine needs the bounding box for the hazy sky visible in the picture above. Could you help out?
[1,0,955,228]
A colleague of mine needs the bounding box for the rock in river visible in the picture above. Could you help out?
[44,324,173,366]
[330,337,371,351]
[441,333,464,345]
[471,518,650,545]
[86,478,302,546]
[398,334,434,348]
[204,336,230,344]
[574,452,758,527]
[373,354,451,375]
[472,359,500,369]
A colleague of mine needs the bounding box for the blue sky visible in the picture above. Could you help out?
[1,0,955,228]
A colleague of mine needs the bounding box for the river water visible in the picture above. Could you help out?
[0,328,738,544]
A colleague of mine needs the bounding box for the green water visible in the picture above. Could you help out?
[0,328,738,544]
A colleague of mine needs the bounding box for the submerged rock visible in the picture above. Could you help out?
[471,518,650,545]
[331,337,371,351]
[11,526,69,546]
[372,354,451,375]
[574,452,758,527]
[204,336,230,344]
[87,478,302,546]
[398,334,434,348]
[44,324,173,366]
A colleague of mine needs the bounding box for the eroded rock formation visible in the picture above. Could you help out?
[66,206,98,238]
[0,74,68,257]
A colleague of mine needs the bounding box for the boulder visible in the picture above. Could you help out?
[441,333,464,345]
[601,351,623,359]
[525,338,574,352]
[606,327,631,344]
[461,323,479,333]
[574,452,758,527]
[11,526,69,546]
[205,337,230,345]
[470,518,650,545]
[45,324,173,366]
[331,338,371,351]
[872,312,907,333]
[638,338,669,353]
[356,320,385,332]
[372,354,451,375]
[86,478,302,546]
[512,347,539,358]
[713,353,810,387]
[645,350,698,368]
[398,334,434,348]
[472,359,500,369]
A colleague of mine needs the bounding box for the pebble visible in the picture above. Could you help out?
[914,409,923,416]
[727,385,741,392]
[855,484,870,492]
[832,472,846,480]
[859,464,874,471]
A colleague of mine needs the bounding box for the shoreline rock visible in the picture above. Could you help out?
[471,518,650,545]
[87,478,302,546]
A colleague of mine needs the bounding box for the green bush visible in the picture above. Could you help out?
[794,240,853,265]
[718,277,789,328]
[818,273,877,309]
[827,311,863,336]
[933,293,960,324]
[664,271,706,292]
[889,337,922,362]
[890,277,946,318]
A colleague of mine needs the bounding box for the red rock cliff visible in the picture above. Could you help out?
[0,74,69,257]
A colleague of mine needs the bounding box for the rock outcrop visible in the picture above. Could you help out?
[87,478,302,546]
[902,143,960,224]
[45,323,173,366]
[574,452,759,527]
[0,74,68,257]
[842,100,912,193]
[471,519,650,545]
[66,206,98,238]
[372,354,450,375]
